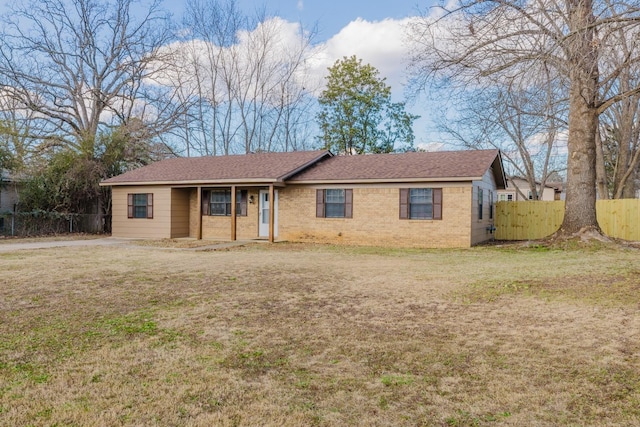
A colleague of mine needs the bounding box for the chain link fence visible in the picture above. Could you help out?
[0,211,111,237]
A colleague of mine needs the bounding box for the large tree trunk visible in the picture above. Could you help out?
[558,0,601,236]
[595,125,609,199]
[561,92,599,233]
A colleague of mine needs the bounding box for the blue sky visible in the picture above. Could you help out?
[167,0,427,41]
[162,0,450,151]
[0,0,443,148]
[169,0,441,148]
[242,0,423,40]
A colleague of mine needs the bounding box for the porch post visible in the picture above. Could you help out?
[196,186,202,240]
[230,185,237,241]
[269,184,275,243]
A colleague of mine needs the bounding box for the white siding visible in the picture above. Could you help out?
[471,169,498,245]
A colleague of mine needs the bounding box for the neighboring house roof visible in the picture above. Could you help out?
[290,149,506,187]
[505,176,563,192]
[101,150,332,186]
[0,171,22,184]
[101,149,506,189]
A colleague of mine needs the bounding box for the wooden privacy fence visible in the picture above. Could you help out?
[495,201,564,240]
[495,200,640,241]
[596,199,640,241]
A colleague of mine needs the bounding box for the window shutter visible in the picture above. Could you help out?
[127,194,134,218]
[345,189,353,218]
[399,188,409,219]
[238,190,247,216]
[433,188,442,220]
[316,189,325,218]
[146,193,153,219]
[201,190,210,215]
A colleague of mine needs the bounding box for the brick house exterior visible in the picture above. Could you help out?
[101,149,506,248]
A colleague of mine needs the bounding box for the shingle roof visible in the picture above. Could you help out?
[289,149,505,185]
[101,149,506,188]
[101,150,332,185]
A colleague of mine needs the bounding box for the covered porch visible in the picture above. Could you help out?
[170,184,280,243]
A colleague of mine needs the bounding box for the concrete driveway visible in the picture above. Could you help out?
[0,237,254,252]
[0,237,132,252]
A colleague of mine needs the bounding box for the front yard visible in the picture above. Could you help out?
[1,241,639,426]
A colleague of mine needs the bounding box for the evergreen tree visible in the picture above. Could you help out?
[317,56,417,154]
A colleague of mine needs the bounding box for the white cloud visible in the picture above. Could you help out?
[155,17,314,103]
[297,0,304,12]
[415,142,446,152]
[307,18,413,100]
[159,15,450,148]
[163,16,415,103]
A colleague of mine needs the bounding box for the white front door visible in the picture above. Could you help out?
[258,189,278,237]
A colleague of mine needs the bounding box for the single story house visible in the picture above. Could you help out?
[498,176,563,202]
[0,172,20,232]
[100,149,506,248]
[0,172,20,212]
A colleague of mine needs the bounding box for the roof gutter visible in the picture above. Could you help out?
[100,178,286,187]
[288,177,482,185]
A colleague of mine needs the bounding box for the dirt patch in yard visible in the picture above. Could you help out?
[131,238,239,249]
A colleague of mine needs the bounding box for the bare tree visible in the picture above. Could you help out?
[596,25,640,199]
[0,87,40,171]
[598,96,640,199]
[408,0,640,237]
[438,75,567,200]
[179,0,317,155]
[0,0,183,156]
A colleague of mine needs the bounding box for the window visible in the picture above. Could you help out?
[410,188,432,219]
[127,193,153,219]
[478,188,483,220]
[507,194,513,201]
[210,190,231,216]
[202,190,247,216]
[489,191,494,220]
[399,188,442,220]
[316,189,353,218]
[325,189,346,218]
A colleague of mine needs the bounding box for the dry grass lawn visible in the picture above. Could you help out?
[1,240,639,426]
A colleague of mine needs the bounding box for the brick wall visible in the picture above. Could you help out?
[278,184,475,248]
[239,189,260,239]
[195,188,261,240]
[119,183,493,247]
[188,188,199,238]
